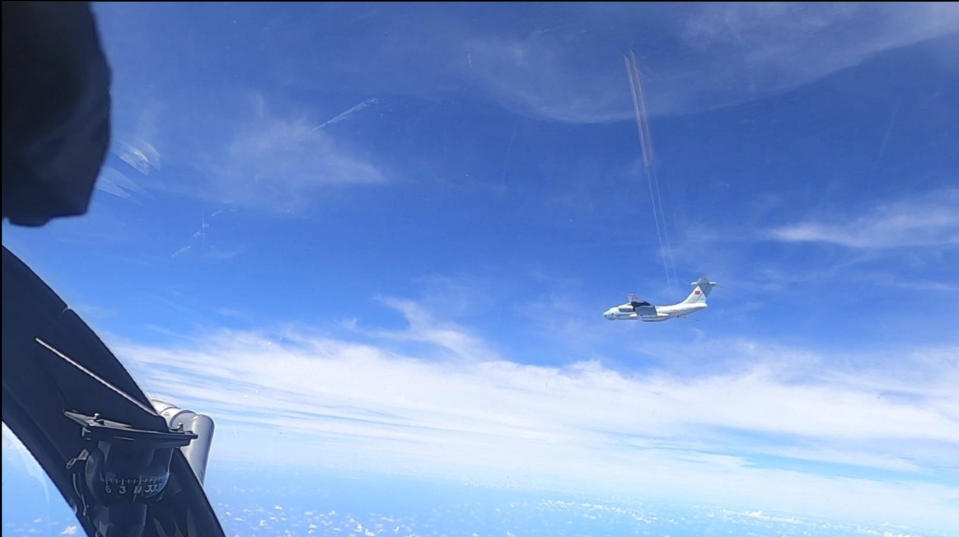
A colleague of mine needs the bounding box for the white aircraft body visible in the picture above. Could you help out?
[604,276,717,322]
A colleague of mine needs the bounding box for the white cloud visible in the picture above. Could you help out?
[60,526,78,536]
[681,3,959,68]
[770,190,959,249]
[210,96,385,212]
[228,117,382,186]
[721,509,802,525]
[463,35,631,123]
[101,91,386,212]
[94,4,959,135]
[105,299,959,531]
[1,423,52,506]
[364,297,500,361]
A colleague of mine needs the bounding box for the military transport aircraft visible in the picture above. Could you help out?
[604,277,718,322]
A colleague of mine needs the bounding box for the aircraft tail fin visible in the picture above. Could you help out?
[681,276,717,304]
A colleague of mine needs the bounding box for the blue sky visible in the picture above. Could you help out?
[3,3,959,533]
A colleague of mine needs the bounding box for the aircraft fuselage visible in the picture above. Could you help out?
[603,301,706,322]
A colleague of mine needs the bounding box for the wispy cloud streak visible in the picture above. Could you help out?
[770,190,959,249]
[214,95,386,212]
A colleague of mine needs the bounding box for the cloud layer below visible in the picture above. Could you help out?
[103,300,959,531]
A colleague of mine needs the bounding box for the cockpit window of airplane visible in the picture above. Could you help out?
[3,3,958,537]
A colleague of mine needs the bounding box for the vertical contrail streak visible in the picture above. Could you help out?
[625,50,676,290]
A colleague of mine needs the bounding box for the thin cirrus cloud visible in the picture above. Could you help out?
[360,297,501,362]
[100,92,386,213]
[105,298,959,530]
[459,3,959,123]
[769,190,959,249]
[90,4,959,212]
[193,95,386,213]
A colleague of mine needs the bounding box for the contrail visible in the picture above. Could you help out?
[171,209,230,258]
[313,98,379,131]
[625,50,677,290]
[877,100,900,161]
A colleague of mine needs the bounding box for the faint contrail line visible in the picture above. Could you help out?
[313,98,379,131]
[625,50,677,290]
[877,100,900,161]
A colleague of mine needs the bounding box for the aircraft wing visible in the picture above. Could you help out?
[627,293,652,307]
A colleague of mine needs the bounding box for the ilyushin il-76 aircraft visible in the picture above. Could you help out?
[604,276,718,322]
